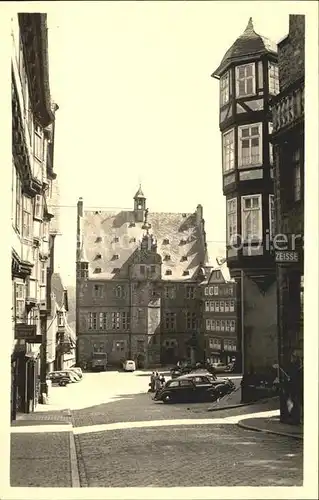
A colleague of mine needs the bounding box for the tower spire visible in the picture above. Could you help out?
[242,17,255,38]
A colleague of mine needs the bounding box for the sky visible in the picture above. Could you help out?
[40,1,300,286]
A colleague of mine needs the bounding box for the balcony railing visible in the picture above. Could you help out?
[272,82,304,134]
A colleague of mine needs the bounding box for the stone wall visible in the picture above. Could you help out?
[278,15,305,92]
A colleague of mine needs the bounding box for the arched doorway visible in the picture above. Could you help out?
[161,339,178,365]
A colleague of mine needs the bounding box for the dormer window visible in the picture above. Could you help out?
[96,236,102,243]
[95,253,102,260]
[181,256,188,262]
[164,255,171,261]
[220,71,230,106]
[183,270,190,276]
[166,270,172,276]
[94,267,102,274]
[112,254,119,260]
[129,222,136,228]
[130,237,136,243]
[235,63,256,98]
[182,213,187,218]
[163,239,169,245]
[180,239,186,245]
[113,237,119,243]
[57,311,65,328]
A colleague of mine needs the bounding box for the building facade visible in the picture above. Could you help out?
[271,15,304,424]
[212,19,279,395]
[11,14,58,418]
[76,188,208,369]
[201,267,238,364]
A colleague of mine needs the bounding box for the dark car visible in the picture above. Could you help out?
[47,371,72,386]
[154,375,230,404]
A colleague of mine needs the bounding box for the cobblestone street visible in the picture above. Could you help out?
[10,371,303,488]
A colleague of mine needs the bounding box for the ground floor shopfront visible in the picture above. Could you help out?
[11,345,41,420]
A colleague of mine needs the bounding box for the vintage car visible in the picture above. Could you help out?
[153,373,235,404]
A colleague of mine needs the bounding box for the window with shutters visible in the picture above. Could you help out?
[236,63,256,97]
[241,195,262,241]
[238,123,262,167]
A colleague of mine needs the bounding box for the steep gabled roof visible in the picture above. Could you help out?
[80,209,207,281]
[212,18,277,78]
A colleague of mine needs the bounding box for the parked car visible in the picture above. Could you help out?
[69,367,83,379]
[47,371,73,386]
[154,374,235,404]
[123,360,136,372]
[211,362,230,373]
[178,373,235,394]
[64,369,82,382]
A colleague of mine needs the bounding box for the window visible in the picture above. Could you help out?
[183,270,190,276]
[163,239,170,244]
[94,267,102,274]
[165,270,172,276]
[204,287,208,296]
[88,312,97,330]
[215,271,221,280]
[15,172,22,232]
[186,286,195,299]
[114,341,125,352]
[224,339,237,351]
[42,221,49,241]
[96,236,102,243]
[209,338,221,350]
[115,285,123,298]
[269,195,275,240]
[57,311,65,328]
[216,320,220,331]
[209,286,214,296]
[230,320,235,332]
[214,286,219,295]
[228,287,233,296]
[220,320,225,332]
[181,256,188,262]
[113,254,119,260]
[15,283,25,320]
[205,301,210,312]
[229,300,235,312]
[34,124,43,161]
[93,284,104,298]
[165,312,176,330]
[211,320,216,331]
[225,300,229,312]
[269,123,273,164]
[238,123,262,167]
[220,71,230,106]
[292,149,301,201]
[114,237,119,243]
[222,129,235,172]
[99,312,107,330]
[150,265,156,274]
[206,319,214,331]
[164,286,176,299]
[121,312,130,330]
[225,320,230,332]
[93,342,105,353]
[268,62,279,96]
[226,198,237,245]
[215,301,220,312]
[34,195,43,219]
[209,301,215,312]
[241,195,262,241]
[186,312,197,330]
[236,63,256,97]
[180,379,194,387]
[22,196,32,239]
[40,261,46,285]
[111,312,120,330]
[164,255,171,261]
[140,265,145,275]
[220,300,224,312]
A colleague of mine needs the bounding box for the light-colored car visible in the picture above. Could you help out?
[211,362,229,373]
[64,369,81,382]
[69,367,83,379]
[123,360,136,372]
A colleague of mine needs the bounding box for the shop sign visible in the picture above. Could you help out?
[15,324,41,343]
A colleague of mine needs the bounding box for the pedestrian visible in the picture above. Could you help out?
[154,372,161,392]
[150,371,155,392]
[160,374,166,387]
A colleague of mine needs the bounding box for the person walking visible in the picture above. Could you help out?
[150,372,156,392]
[160,374,166,387]
[154,372,161,392]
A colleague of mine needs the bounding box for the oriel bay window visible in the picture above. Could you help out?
[220,71,230,106]
[241,195,262,242]
[226,198,237,245]
[238,123,262,167]
[235,63,256,97]
[222,129,235,172]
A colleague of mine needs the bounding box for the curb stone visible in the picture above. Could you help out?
[237,420,303,440]
[207,397,278,413]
